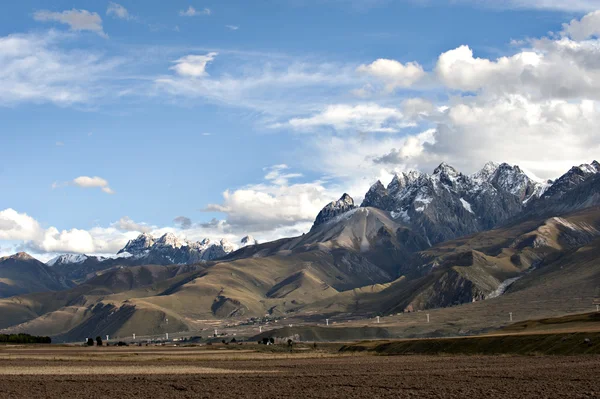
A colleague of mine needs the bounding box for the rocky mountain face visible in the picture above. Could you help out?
[313,193,357,228]
[356,162,538,245]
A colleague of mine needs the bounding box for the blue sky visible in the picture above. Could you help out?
[1,0,600,259]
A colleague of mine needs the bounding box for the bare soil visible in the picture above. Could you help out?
[0,346,598,398]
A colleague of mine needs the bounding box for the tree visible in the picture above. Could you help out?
[86,338,94,346]
[96,336,103,346]
[262,337,269,345]
[269,337,275,345]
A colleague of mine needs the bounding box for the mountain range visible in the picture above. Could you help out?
[45,233,241,282]
[1,160,599,341]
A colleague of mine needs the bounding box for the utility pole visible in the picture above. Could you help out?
[376,316,380,324]
[426,314,430,323]
[106,335,109,342]
[326,319,329,326]
[133,333,136,340]
[509,312,513,322]
[165,333,169,341]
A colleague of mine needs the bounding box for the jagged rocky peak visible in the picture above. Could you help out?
[361,180,388,208]
[491,163,537,201]
[542,160,600,199]
[118,233,155,255]
[155,232,186,249]
[432,162,463,189]
[313,193,357,227]
[471,161,500,183]
[241,235,258,246]
[388,171,423,194]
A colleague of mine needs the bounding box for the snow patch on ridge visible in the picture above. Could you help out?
[460,198,474,214]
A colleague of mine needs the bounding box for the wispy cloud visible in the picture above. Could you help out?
[0,31,123,106]
[33,9,107,38]
[53,176,115,194]
[179,6,212,17]
[107,2,132,20]
[226,25,239,30]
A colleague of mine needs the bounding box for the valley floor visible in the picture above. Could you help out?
[0,345,598,398]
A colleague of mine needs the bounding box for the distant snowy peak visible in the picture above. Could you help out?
[47,254,90,267]
[241,235,258,246]
[50,233,237,268]
[119,233,236,262]
[313,193,357,227]
[118,233,154,255]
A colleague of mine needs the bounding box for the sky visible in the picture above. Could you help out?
[2,0,600,260]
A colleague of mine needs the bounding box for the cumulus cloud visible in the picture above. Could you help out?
[107,2,131,20]
[34,9,107,37]
[435,45,542,92]
[72,176,115,194]
[179,6,211,17]
[421,95,600,178]
[170,53,218,78]
[283,104,412,133]
[0,209,42,241]
[562,10,600,41]
[204,165,337,231]
[357,58,425,91]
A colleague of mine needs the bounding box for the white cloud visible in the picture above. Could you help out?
[357,58,425,91]
[155,58,361,116]
[421,95,600,178]
[170,53,218,78]
[34,9,107,38]
[282,104,412,133]
[72,176,115,194]
[107,2,131,20]
[0,31,122,106]
[179,6,211,17]
[205,165,337,231]
[435,40,600,102]
[436,45,542,92]
[503,0,600,12]
[0,209,42,241]
[114,217,152,233]
[562,10,600,41]
[426,0,600,12]
[226,25,239,30]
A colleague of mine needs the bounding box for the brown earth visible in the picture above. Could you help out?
[0,346,598,398]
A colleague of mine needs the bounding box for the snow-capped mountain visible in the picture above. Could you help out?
[358,161,540,244]
[241,235,258,246]
[313,160,600,247]
[46,233,237,281]
[117,233,236,264]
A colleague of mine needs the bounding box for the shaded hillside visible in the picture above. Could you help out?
[0,253,73,298]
